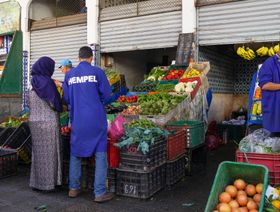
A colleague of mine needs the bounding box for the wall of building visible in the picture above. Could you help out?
[29,0,55,20]
[0,97,22,119]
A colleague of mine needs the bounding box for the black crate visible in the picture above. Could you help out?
[1,123,31,164]
[119,136,166,172]
[166,155,185,186]
[61,135,70,161]
[0,148,17,178]
[0,127,16,146]
[116,164,165,199]
[120,74,126,88]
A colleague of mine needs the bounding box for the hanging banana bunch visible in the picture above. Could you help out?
[236,46,256,60]
[274,44,280,53]
[268,47,275,57]
[256,46,269,57]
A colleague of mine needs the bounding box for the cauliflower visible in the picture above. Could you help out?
[185,86,193,93]
[175,82,187,93]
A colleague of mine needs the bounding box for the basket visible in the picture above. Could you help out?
[116,164,165,199]
[167,120,205,148]
[0,148,17,178]
[1,122,32,164]
[179,77,201,100]
[108,137,120,169]
[205,161,268,212]
[166,155,185,186]
[236,150,280,186]
[166,126,186,161]
[119,136,166,172]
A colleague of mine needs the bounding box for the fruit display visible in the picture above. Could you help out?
[256,47,269,57]
[155,84,175,92]
[121,105,141,115]
[238,44,280,60]
[146,66,168,81]
[133,80,157,92]
[214,179,263,212]
[182,68,201,78]
[117,95,138,103]
[61,126,71,135]
[0,117,24,128]
[104,69,121,85]
[138,93,185,115]
[161,69,184,81]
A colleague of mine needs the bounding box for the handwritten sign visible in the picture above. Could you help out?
[0,2,20,34]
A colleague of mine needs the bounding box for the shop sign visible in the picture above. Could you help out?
[196,0,244,7]
[0,1,20,34]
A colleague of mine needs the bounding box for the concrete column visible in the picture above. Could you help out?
[182,0,196,33]
[86,0,100,66]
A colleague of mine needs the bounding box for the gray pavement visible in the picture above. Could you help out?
[0,143,236,212]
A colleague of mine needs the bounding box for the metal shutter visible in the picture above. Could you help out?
[198,0,280,45]
[100,0,182,53]
[30,24,87,81]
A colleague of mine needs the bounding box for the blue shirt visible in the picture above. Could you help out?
[259,55,280,132]
[63,61,111,157]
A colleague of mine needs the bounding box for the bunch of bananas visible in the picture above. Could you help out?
[237,46,256,60]
[268,47,276,57]
[256,46,269,56]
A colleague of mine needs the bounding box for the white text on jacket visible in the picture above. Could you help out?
[68,75,98,85]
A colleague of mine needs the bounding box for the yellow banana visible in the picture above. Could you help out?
[246,47,255,58]
[256,47,264,56]
[269,47,275,57]
[237,47,243,56]
[261,47,269,56]
[274,44,280,53]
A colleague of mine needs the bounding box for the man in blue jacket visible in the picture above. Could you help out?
[63,46,113,202]
[259,53,280,137]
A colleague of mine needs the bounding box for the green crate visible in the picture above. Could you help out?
[167,120,205,148]
[205,161,269,212]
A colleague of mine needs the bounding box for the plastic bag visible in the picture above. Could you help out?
[108,115,127,140]
[239,128,280,153]
[205,134,221,151]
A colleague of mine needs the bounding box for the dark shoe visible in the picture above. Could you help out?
[68,189,81,198]
[94,192,114,203]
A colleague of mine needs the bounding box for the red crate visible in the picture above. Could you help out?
[108,137,120,169]
[236,150,280,186]
[179,77,201,100]
[166,127,186,161]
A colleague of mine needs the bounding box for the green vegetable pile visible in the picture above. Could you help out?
[114,120,168,154]
[133,80,157,92]
[128,119,157,129]
[155,84,175,92]
[0,117,22,128]
[138,93,186,115]
[146,67,167,81]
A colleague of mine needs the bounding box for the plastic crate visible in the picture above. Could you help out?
[236,150,280,186]
[0,148,17,178]
[158,80,178,85]
[179,77,201,100]
[167,120,205,148]
[119,136,166,172]
[1,123,32,164]
[166,126,186,161]
[0,127,15,146]
[108,137,120,169]
[205,161,268,212]
[166,155,185,186]
[116,164,165,199]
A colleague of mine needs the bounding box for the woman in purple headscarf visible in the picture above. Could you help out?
[29,56,63,191]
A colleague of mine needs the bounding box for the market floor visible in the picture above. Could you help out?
[0,142,237,212]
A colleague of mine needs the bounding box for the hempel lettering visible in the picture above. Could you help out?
[68,75,98,85]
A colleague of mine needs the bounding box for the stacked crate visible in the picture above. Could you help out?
[116,136,167,199]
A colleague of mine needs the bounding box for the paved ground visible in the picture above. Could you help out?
[0,142,237,212]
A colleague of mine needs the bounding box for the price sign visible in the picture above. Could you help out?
[124,184,137,195]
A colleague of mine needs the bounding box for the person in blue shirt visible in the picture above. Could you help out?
[259,53,280,137]
[62,46,113,202]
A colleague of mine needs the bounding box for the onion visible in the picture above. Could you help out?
[237,194,248,206]
[239,207,249,212]
[237,190,247,196]
[247,200,258,210]
[226,185,238,198]
[246,184,257,196]
[249,210,258,212]
[232,208,241,212]
[219,203,232,212]
[256,183,263,194]
[229,200,239,208]
[234,179,246,190]
[253,193,261,203]
[219,192,231,203]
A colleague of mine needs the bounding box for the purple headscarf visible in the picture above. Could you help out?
[31,57,62,112]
